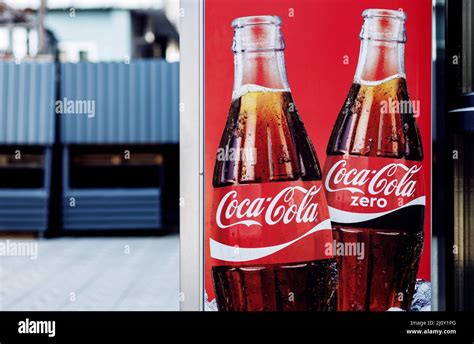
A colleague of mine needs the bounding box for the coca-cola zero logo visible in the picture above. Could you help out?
[216,185,321,229]
[324,160,422,208]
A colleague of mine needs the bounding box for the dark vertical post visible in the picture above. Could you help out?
[445,0,474,311]
[433,0,447,311]
[46,60,63,238]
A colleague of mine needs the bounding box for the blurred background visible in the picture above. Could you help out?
[0,0,180,310]
[434,0,474,312]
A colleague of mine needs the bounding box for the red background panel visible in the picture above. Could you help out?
[204,0,431,284]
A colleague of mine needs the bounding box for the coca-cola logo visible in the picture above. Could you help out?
[216,186,321,229]
[324,160,421,197]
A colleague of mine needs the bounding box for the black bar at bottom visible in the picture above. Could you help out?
[0,312,473,342]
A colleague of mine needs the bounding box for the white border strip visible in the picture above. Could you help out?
[179,0,203,311]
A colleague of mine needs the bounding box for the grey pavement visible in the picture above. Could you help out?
[0,234,179,311]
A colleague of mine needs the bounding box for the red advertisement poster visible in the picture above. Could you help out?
[204,0,431,311]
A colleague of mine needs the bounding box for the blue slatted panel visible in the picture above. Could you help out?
[63,189,161,230]
[0,190,48,230]
[60,60,179,144]
[0,146,51,232]
[0,62,56,145]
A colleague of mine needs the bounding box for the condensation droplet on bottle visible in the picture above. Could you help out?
[403,123,409,133]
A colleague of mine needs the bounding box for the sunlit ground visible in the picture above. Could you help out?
[0,234,179,311]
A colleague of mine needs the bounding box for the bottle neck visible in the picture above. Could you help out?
[354,38,406,84]
[233,50,290,96]
[231,16,289,96]
[354,10,407,84]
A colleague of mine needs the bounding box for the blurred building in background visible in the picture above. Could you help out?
[0,0,179,62]
[0,0,180,234]
[47,7,179,62]
[0,1,180,313]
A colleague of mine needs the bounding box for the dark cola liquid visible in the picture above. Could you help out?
[335,229,423,311]
[214,90,324,185]
[212,89,337,311]
[327,77,423,160]
[326,77,424,311]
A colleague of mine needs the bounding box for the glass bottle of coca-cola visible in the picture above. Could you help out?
[323,9,425,311]
[208,16,337,311]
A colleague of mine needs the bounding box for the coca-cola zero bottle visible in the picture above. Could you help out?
[323,9,425,311]
[208,15,337,311]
